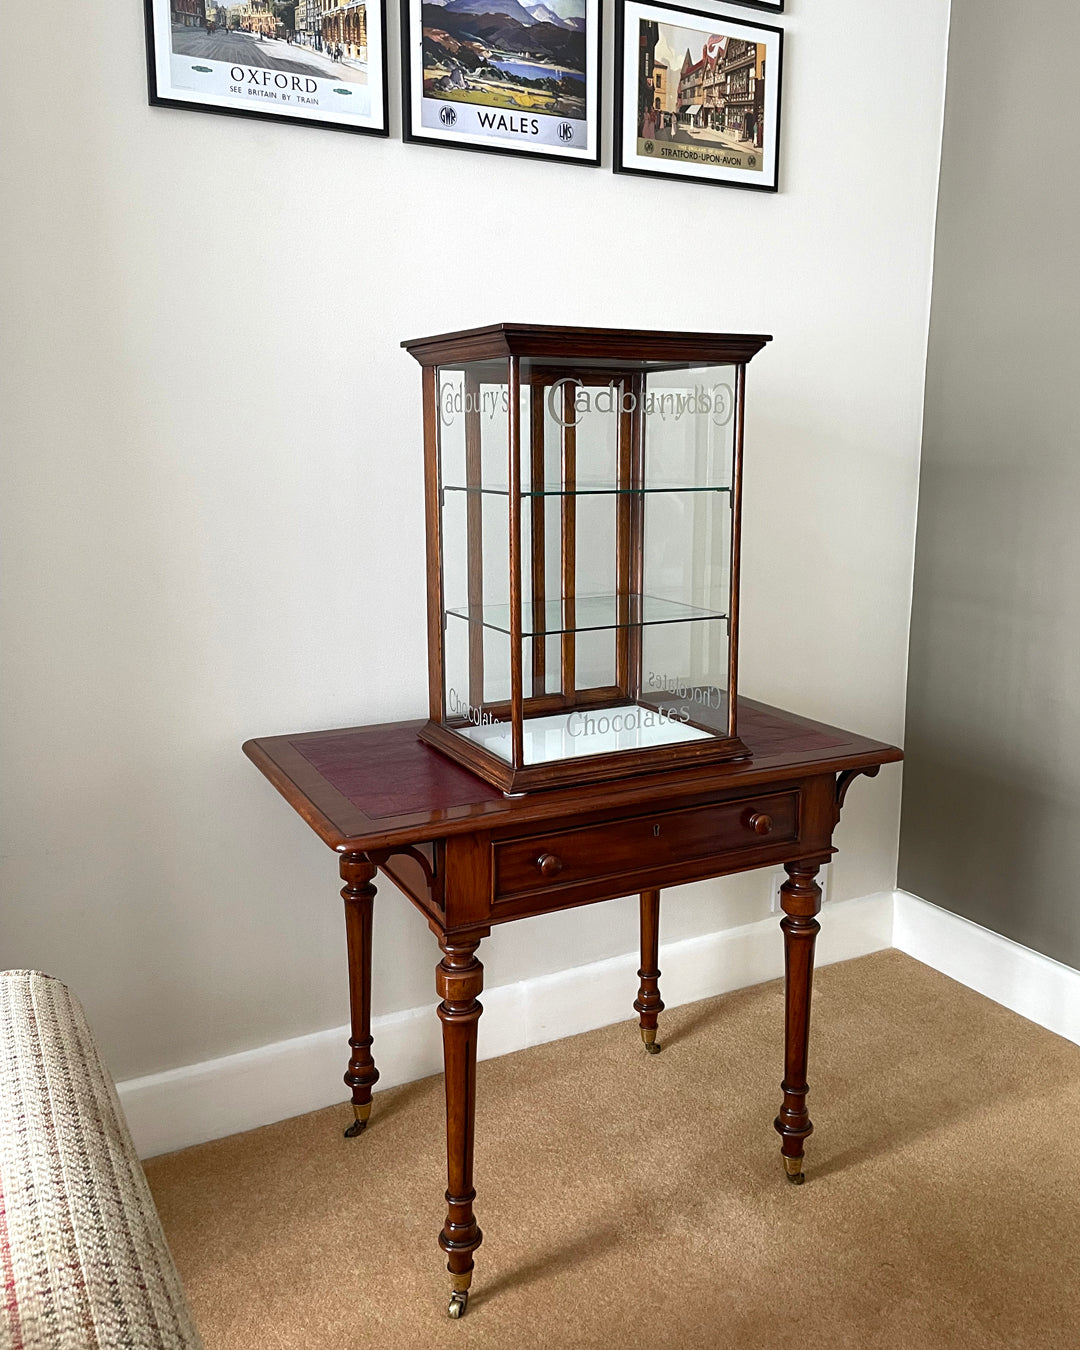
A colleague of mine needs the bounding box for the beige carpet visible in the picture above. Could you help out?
[146,951,1080,1349]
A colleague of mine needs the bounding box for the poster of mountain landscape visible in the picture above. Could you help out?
[614,0,781,190]
[402,0,600,162]
[144,0,388,135]
[703,0,781,10]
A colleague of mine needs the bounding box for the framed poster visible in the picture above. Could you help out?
[614,0,781,190]
[401,0,601,165]
[144,0,389,136]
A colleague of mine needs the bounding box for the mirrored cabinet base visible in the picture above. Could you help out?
[403,323,772,794]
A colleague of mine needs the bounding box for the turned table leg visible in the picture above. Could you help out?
[774,859,825,1184]
[634,889,664,1054]
[341,852,380,1138]
[436,933,485,1318]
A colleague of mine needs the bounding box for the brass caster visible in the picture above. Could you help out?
[783,1155,805,1185]
[343,1102,371,1138]
[448,1292,468,1319]
[641,1027,661,1055]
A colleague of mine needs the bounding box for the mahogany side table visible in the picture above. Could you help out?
[243,697,901,1318]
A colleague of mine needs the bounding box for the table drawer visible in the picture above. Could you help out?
[493,790,799,903]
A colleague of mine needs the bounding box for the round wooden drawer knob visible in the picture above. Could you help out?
[746,812,773,836]
[536,853,564,877]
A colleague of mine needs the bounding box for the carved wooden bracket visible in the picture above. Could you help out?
[834,765,881,822]
[370,842,444,910]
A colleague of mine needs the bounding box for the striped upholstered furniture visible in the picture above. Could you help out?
[0,970,202,1349]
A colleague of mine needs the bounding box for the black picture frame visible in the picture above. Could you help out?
[613,0,782,191]
[716,0,782,11]
[401,0,602,166]
[144,0,390,137]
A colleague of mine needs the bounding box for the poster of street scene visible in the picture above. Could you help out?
[145,0,388,135]
[614,0,781,190]
[401,0,600,164]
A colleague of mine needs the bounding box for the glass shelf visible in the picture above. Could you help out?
[445,593,728,637]
[443,480,731,498]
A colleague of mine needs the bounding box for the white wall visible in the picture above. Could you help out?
[0,0,949,1083]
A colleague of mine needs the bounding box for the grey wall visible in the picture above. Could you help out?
[900,0,1080,968]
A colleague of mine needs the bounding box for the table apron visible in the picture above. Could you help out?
[429,775,839,932]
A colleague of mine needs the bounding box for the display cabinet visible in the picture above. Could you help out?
[402,323,772,794]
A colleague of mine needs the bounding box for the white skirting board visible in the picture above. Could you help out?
[120,892,894,1160]
[892,890,1080,1049]
[119,890,1080,1160]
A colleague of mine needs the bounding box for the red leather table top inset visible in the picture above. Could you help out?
[290,729,504,819]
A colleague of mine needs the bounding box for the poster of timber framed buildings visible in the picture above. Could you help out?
[401,0,600,163]
[145,0,389,134]
[614,0,781,190]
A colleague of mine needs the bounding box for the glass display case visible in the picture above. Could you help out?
[402,323,772,794]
